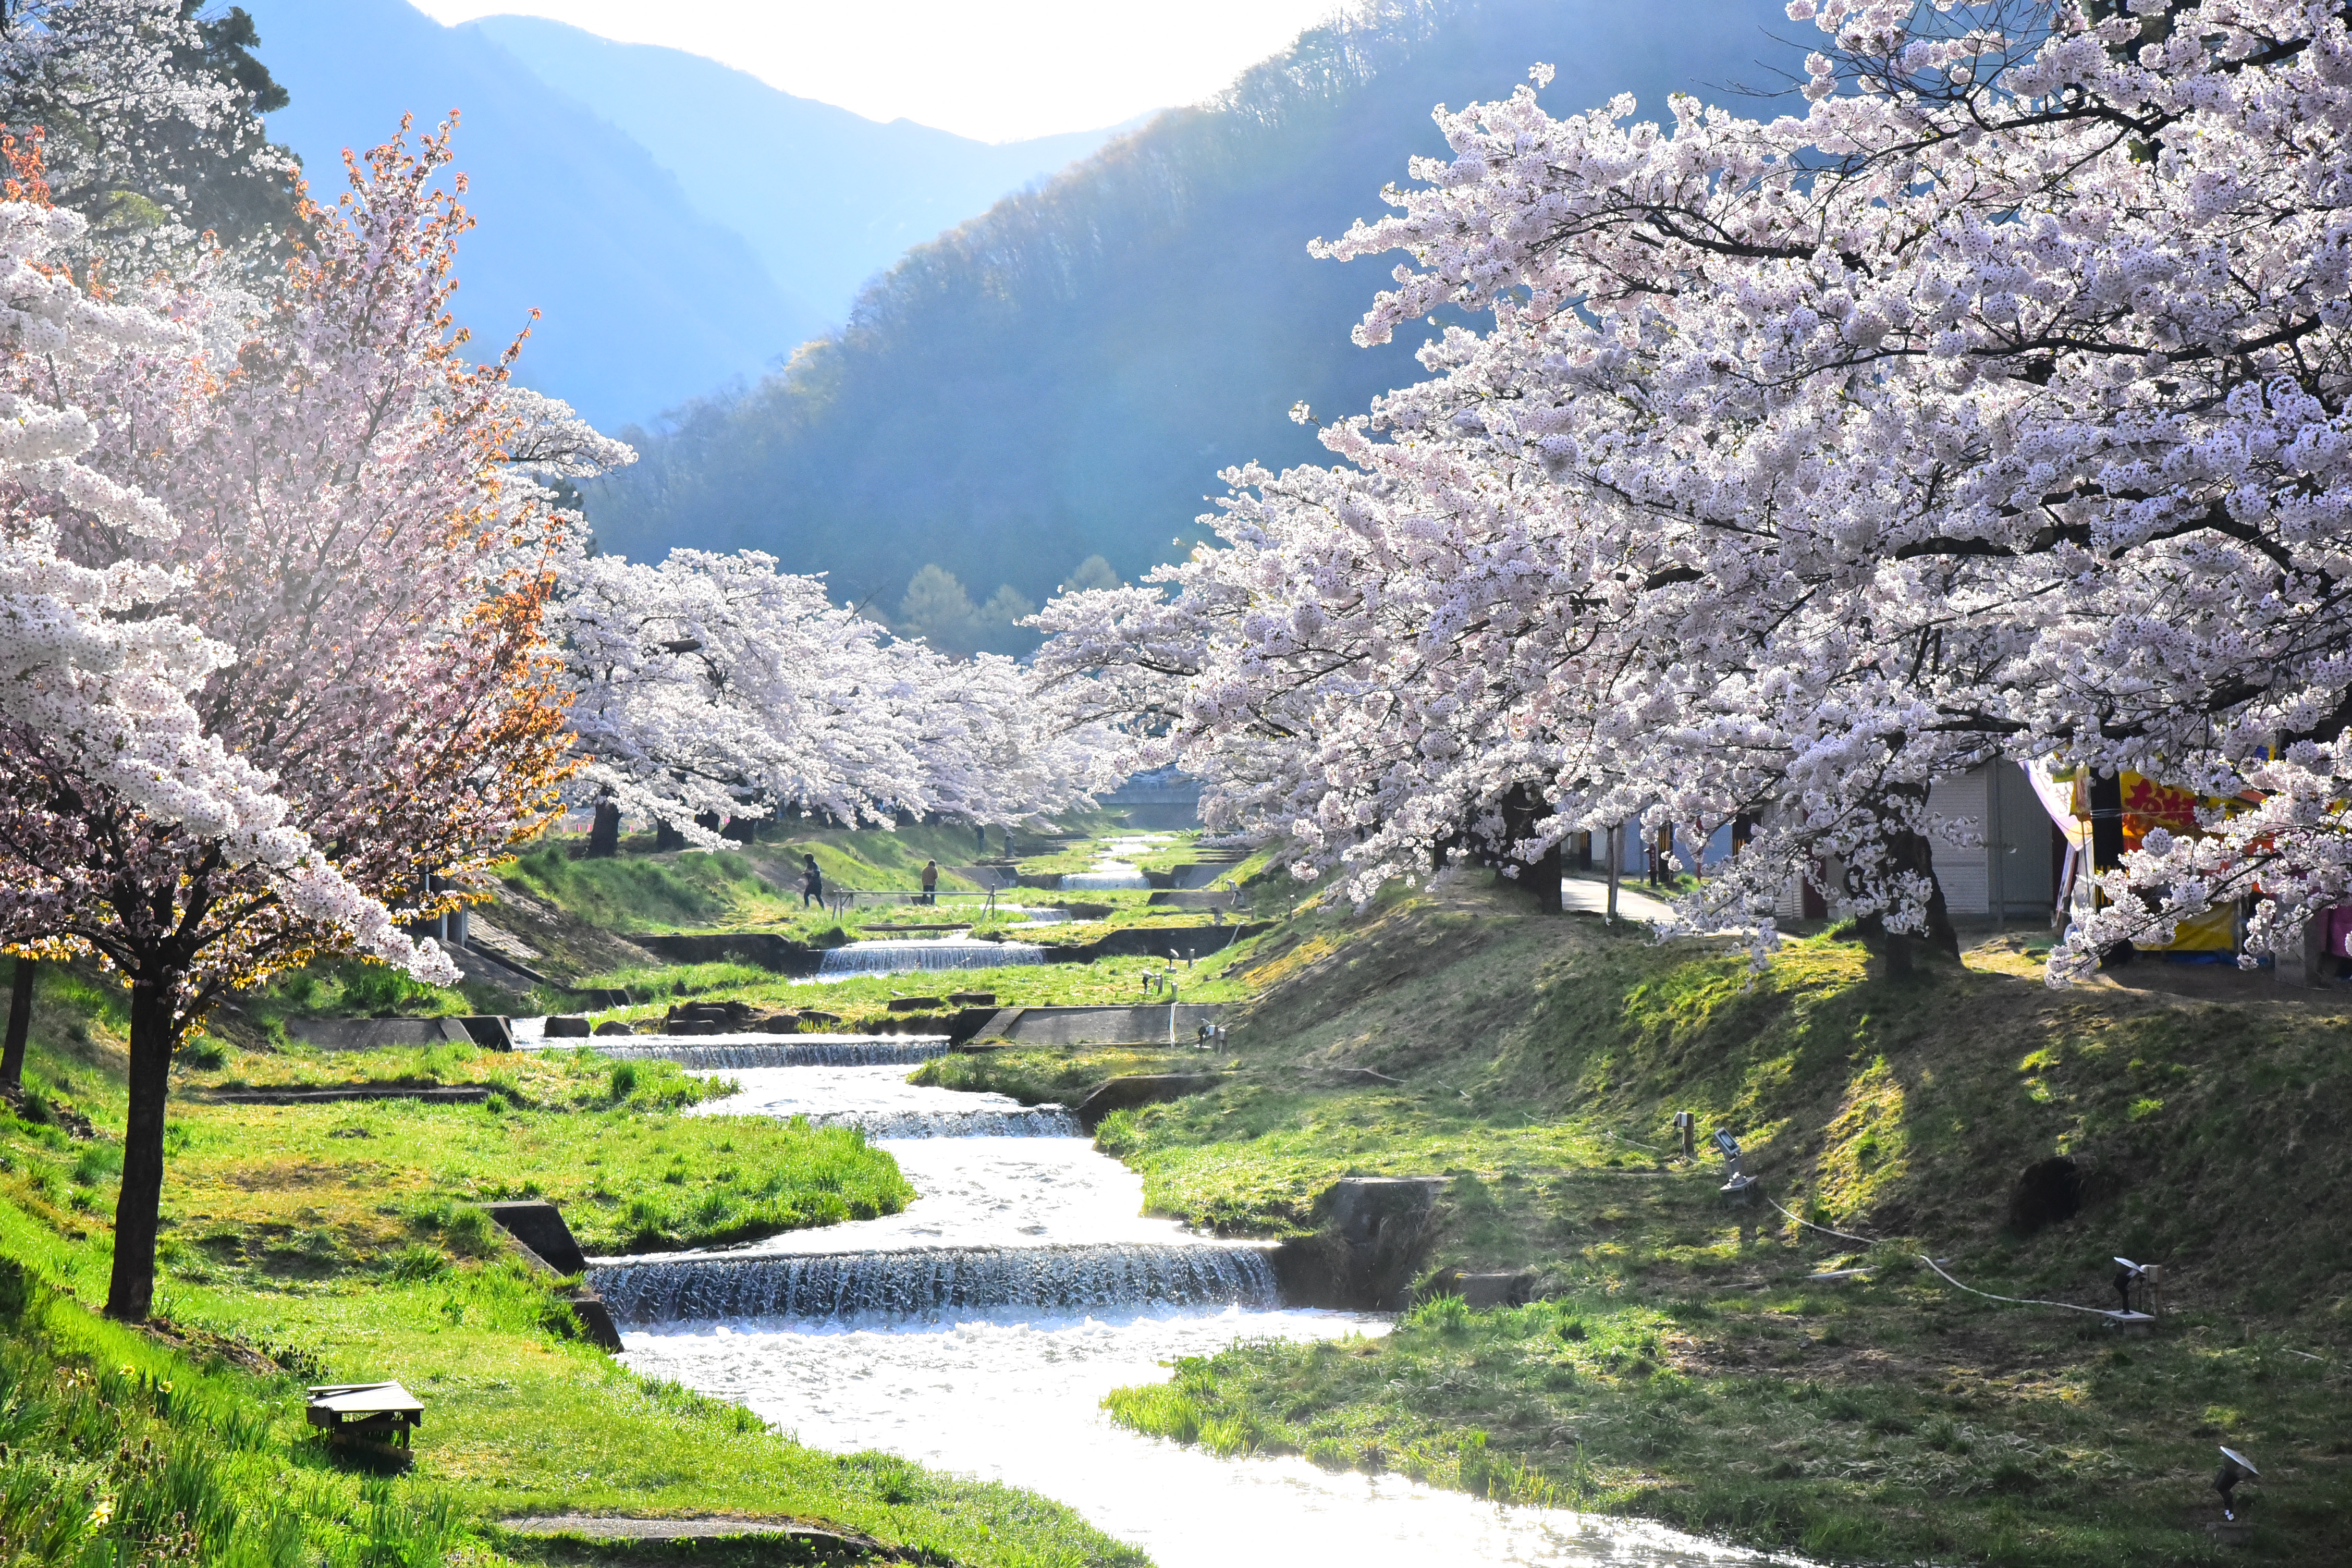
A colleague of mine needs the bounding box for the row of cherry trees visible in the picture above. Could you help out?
[554,546,1108,849]
[1037,0,2352,981]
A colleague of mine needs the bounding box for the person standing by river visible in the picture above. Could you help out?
[920,860,939,906]
[802,854,824,909]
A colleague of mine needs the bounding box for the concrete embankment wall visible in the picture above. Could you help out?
[973,1004,1226,1047]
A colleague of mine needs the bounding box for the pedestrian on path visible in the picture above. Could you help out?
[920,859,939,906]
[802,854,824,909]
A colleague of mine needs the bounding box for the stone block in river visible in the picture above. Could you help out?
[1271,1176,1446,1310]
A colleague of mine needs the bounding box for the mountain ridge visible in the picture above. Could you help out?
[581,0,1803,641]
[238,0,1128,428]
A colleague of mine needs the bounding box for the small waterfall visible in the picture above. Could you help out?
[594,1242,1280,1325]
[1062,862,1148,890]
[594,1039,953,1068]
[815,938,1045,976]
[812,1105,1079,1138]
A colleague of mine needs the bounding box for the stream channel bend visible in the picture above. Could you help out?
[588,1045,1783,1568]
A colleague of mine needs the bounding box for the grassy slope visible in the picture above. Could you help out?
[0,965,1142,1568]
[950,876,2352,1566]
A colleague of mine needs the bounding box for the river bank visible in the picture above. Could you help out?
[984,875,2351,1566]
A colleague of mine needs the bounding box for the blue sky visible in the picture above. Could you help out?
[410,0,1349,142]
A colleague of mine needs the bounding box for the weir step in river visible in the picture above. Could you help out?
[604,1055,1788,1568]
[594,1241,1278,1325]
[586,1038,951,1069]
[814,937,1045,976]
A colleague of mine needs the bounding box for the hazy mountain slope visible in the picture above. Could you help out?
[240,0,813,429]
[583,0,1798,623]
[466,15,1129,326]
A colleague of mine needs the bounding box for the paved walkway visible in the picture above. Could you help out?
[1558,875,1679,926]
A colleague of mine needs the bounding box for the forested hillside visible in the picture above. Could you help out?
[584,0,1793,645]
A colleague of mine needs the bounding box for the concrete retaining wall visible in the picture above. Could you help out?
[630,933,824,975]
[989,1003,1224,1046]
[286,1017,473,1050]
[1038,922,1268,964]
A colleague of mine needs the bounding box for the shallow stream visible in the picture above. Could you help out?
[598,1052,1783,1568]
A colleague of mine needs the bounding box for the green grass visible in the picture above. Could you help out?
[498,847,799,934]
[0,1256,466,1567]
[567,943,1265,1035]
[2,973,914,1270]
[1024,874,2352,1566]
[909,1048,1206,1107]
[0,962,1146,1568]
[1104,1281,2345,1563]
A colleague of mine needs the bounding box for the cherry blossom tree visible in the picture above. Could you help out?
[0,124,576,1320]
[1039,0,2352,980]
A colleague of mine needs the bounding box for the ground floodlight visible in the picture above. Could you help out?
[2113,1256,2148,1314]
[2215,1447,2259,1520]
[1711,1129,1757,1198]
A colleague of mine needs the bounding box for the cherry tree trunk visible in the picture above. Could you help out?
[587,801,621,858]
[0,959,32,1095]
[654,819,686,852]
[105,981,181,1322]
[1856,826,1961,975]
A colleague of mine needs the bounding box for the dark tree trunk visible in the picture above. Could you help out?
[1496,785,1563,913]
[106,980,180,1322]
[0,958,32,1095]
[1853,823,1961,974]
[586,801,621,858]
[654,818,686,852]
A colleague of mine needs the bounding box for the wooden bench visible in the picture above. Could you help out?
[306,1382,423,1456]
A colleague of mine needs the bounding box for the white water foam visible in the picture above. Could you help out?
[679,1069,1196,1252]
[813,937,1047,976]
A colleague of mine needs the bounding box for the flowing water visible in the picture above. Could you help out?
[813,936,1047,976]
[604,1061,1786,1568]
[589,1038,952,1069]
[1057,832,1161,891]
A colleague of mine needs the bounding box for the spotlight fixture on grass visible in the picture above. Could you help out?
[2112,1256,2163,1317]
[1712,1129,1759,1201]
[2215,1446,2259,1521]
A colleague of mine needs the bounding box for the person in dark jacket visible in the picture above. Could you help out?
[920,860,939,906]
[802,854,824,909]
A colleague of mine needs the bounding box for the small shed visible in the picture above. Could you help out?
[305,1382,424,1451]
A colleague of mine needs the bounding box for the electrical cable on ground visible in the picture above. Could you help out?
[1916,1255,2121,1317]
[1765,1194,1879,1248]
[1603,1130,1673,1154]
